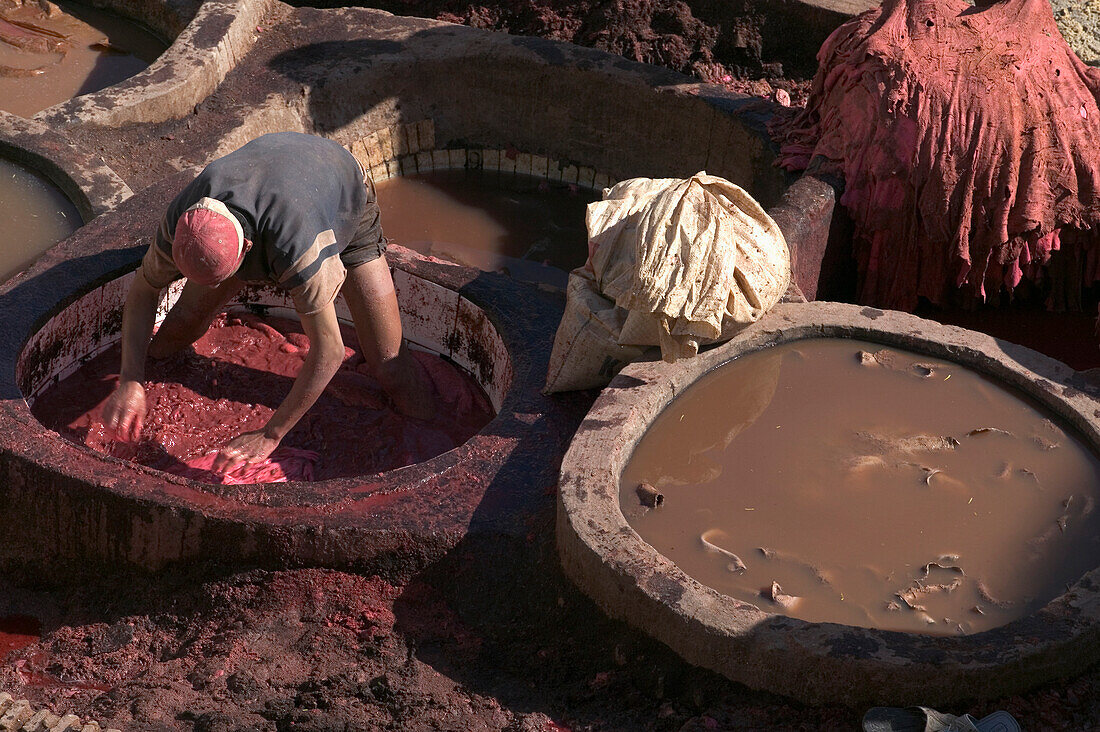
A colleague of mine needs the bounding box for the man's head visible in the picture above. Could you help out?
[173,197,248,286]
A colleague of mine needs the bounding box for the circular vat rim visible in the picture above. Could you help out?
[0,111,132,222]
[16,256,516,501]
[34,0,274,128]
[556,300,1100,707]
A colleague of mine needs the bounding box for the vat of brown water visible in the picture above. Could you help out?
[0,112,131,282]
[620,338,1100,636]
[558,301,1100,706]
[0,0,167,118]
[375,168,595,284]
[0,155,82,279]
[18,0,271,127]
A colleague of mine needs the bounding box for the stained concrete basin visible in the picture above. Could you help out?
[35,0,272,127]
[557,301,1100,707]
[0,112,132,224]
[0,169,586,578]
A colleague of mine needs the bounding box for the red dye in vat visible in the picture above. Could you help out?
[0,615,40,659]
[31,313,495,483]
[174,446,319,484]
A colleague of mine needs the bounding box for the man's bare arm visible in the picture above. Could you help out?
[211,302,345,473]
[101,270,161,442]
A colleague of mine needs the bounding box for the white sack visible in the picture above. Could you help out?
[545,172,790,392]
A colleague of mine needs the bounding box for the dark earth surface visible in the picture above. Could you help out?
[298,0,823,101]
[1,492,1098,731]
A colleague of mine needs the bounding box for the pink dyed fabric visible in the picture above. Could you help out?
[771,0,1100,310]
[169,447,319,485]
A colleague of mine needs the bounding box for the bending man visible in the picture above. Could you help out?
[101,132,432,473]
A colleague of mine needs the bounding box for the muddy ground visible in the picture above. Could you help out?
[287,0,829,105]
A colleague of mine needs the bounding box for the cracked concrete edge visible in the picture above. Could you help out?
[38,0,274,128]
[0,112,133,221]
[556,300,1100,707]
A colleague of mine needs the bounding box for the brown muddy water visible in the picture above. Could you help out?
[374,169,593,277]
[0,0,166,118]
[621,338,1100,634]
[0,156,81,280]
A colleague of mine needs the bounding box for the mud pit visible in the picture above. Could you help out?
[621,338,1100,634]
[375,169,594,279]
[0,0,166,118]
[0,155,81,280]
[32,312,494,485]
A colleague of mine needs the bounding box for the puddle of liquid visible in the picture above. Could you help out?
[0,0,166,118]
[0,156,82,281]
[620,338,1100,634]
[374,169,594,281]
[31,312,496,483]
[0,614,40,658]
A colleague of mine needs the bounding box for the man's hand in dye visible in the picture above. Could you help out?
[101,380,147,442]
[212,429,281,474]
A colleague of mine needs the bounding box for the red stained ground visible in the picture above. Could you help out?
[0,616,40,660]
[0,524,1096,731]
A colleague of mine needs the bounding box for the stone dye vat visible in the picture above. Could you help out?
[31,309,496,485]
[375,168,595,285]
[0,155,81,279]
[0,167,589,577]
[19,261,510,491]
[620,338,1100,636]
[558,302,1100,706]
[0,0,167,118]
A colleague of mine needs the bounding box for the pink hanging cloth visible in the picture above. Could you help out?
[771,0,1100,310]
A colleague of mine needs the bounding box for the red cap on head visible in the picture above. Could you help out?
[172,197,245,286]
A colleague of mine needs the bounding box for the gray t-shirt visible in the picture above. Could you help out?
[141,132,371,314]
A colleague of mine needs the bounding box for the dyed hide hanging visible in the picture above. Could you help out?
[772,0,1100,310]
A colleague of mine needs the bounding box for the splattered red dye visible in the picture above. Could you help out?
[0,615,40,659]
[173,446,319,484]
[31,313,494,483]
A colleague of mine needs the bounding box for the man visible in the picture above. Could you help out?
[101,132,432,474]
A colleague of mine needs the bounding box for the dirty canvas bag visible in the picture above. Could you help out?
[545,172,790,392]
